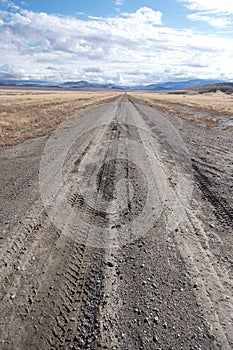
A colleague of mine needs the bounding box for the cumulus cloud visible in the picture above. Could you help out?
[122,7,162,25]
[0,4,233,83]
[180,0,233,27]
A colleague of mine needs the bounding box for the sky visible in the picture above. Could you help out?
[0,0,233,85]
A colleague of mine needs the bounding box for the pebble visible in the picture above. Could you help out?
[153,307,159,314]
[107,261,114,267]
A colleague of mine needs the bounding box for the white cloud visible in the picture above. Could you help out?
[179,0,233,14]
[0,0,19,10]
[0,5,233,84]
[180,0,233,27]
[188,13,231,27]
[0,64,26,79]
[115,0,124,5]
[122,7,162,25]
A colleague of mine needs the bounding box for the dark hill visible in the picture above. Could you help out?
[190,82,233,94]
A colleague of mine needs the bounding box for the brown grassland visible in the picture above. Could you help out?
[1,88,232,148]
[130,90,233,128]
[0,89,119,147]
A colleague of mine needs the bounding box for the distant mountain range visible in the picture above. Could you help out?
[61,80,125,90]
[139,79,224,91]
[0,78,227,91]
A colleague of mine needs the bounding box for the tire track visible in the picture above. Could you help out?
[192,163,233,228]
[175,207,233,349]
[0,203,48,301]
[17,98,126,349]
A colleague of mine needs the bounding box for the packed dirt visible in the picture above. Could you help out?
[0,93,232,349]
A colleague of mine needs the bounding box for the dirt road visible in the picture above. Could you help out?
[0,95,232,349]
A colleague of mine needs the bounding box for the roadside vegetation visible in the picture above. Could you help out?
[0,89,119,147]
[130,90,233,128]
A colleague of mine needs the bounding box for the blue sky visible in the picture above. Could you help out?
[0,0,233,84]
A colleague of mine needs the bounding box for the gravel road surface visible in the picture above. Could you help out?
[0,95,232,349]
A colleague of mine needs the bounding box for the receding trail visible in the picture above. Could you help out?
[0,94,232,350]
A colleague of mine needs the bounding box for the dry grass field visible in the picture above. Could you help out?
[0,89,119,147]
[131,90,233,115]
[1,88,232,148]
[130,90,233,128]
